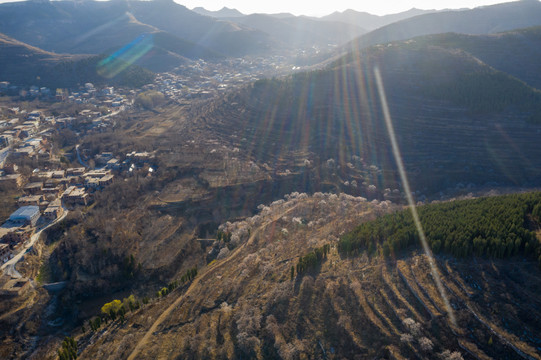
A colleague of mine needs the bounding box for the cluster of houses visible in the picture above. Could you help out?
[0,82,134,139]
[0,106,123,170]
[151,56,300,102]
[64,83,133,107]
[0,110,52,155]
[0,166,116,263]
[0,81,133,108]
[27,167,115,206]
[0,78,159,267]
[0,82,137,277]
[78,150,155,175]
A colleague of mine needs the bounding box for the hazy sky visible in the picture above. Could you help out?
[177,0,517,16]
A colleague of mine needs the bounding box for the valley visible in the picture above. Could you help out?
[0,0,541,359]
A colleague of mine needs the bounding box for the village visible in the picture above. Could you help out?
[1,54,306,106]
[149,56,297,101]
[0,54,307,297]
[0,85,159,289]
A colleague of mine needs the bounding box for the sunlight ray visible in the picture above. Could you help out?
[374,66,457,327]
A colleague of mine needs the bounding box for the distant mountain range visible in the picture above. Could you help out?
[2,0,541,88]
[320,8,436,30]
[192,6,435,31]
[220,14,366,49]
[344,0,541,52]
[191,6,437,45]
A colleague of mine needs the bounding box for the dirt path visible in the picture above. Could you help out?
[126,205,299,360]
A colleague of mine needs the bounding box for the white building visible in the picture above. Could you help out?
[9,206,41,226]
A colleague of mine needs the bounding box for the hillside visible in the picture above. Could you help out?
[0,1,156,54]
[0,32,81,69]
[196,31,541,195]
[340,192,541,264]
[0,33,154,88]
[344,0,541,52]
[124,32,224,73]
[413,27,541,90]
[69,192,541,360]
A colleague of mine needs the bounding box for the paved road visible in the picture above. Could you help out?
[1,208,69,278]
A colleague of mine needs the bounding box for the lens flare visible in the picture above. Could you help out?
[97,33,154,79]
[374,66,457,327]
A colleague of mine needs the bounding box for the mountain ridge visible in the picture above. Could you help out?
[344,0,541,53]
[321,7,436,30]
[222,13,367,49]
[192,6,244,18]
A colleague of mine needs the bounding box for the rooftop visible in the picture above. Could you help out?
[10,205,40,219]
[24,182,42,189]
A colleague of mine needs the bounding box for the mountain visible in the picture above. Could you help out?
[0,0,274,58]
[224,14,366,48]
[192,6,244,18]
[195,28,541,195]
[0,32,154,88]
[109,0,275,57]
[345,0,541,52]
[321,8,436,31]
